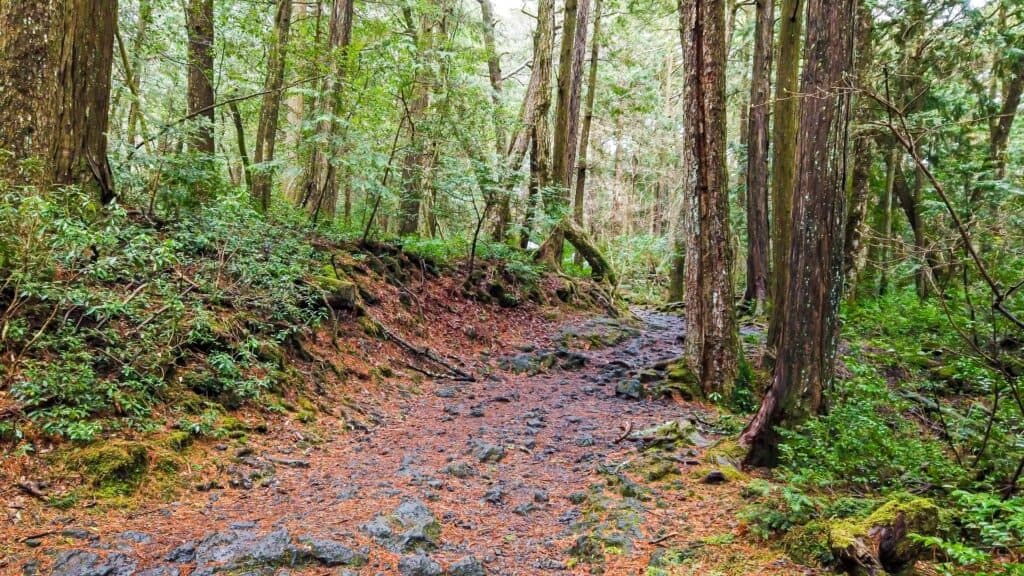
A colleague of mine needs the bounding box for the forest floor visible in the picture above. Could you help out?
[2,291,811,575]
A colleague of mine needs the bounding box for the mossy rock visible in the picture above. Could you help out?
[799,493,941,575]
[653,360,702,400]
[164,431,194,452]
[68,441,150,497]
[703,439,746,468]
[782,520,836,567]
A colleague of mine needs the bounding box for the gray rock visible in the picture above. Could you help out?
[117,531,152,544]
[303,538,366,566]
[60,528,93,540]
[435,387,457,398]
[469,441,504,463]
[397,554,442,576]
[137,568,180,576]
[483,485,504,504]
[360,516,392,540]
[394,499,436,528]
[702,470,728,484]
[51,550,137,576]
[448,555,486,576]
[615,378,645,400]
[165,541,197,563]
[191,527,296,574]
[21,560,39,576]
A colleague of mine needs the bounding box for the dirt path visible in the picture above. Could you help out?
[6,310,806,576]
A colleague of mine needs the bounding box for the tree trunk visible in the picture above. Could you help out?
[766,0,803,351]
[186,0,215,156]
[741,0,773,315]
[300,0,355,223]
[521,0,556,249]
[397,4,439,235]
[573,0,603,230]
[228,99,252,191]
[741,0,856,466]
[251,0,294,212]
[537,0,591,267]
[125,0,153,148]
[842,1,875,295]
[0,0,117,202]
[680,0,739,396]
[877,145,897,295]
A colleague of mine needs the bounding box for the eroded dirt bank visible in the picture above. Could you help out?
[4,309,807,576]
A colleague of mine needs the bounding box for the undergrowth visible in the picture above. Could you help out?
[738,292,1024,575]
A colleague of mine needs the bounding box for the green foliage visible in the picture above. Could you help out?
[738,480,820,540]
[777,359,963,491]
[1,187,324,441]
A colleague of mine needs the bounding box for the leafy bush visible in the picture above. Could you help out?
[777,360,964,491]
[1,186,324,441]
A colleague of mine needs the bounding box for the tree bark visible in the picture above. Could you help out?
[766,0,803,350]
[741,0,856,466]
[573,0,603,230]
[0,0,117,202]
[680,0,739,396]
[397,4,440,235]
[536,0,591,267]
[186,0,215,156]
[741,0,773,315]
[228,99,252,191]
[842,0,875,295]
[251,0,294,212]
[300,0,355,223]
[521,0,556,249]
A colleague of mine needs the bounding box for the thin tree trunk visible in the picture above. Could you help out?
[398,4,439,235]
[283,0,308,202]
[536,0,591,267]
[766,0,803,350]
[842,0,875,295]
[186,0,215,156]
[301,0,355,222]
[741,0,773,315]
[228,99,252,191]
[877,145,897,295]
[680,0,739,396]
[251,0,294,212]
[573,0,603,229]
[741,0,856,466]
[125,0,153,147]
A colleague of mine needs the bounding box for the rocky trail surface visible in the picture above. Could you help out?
[5,310,807,576]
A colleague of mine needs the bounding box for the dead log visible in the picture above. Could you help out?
[534,217,617,285]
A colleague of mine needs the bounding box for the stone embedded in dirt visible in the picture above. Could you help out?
[702,470,728,484]
[469,440,505,463]
[300,537,367,566]
[566,415,582,424]
[499,353,535,374]
[469,405,486,417]
[136,568,180,576]
[361,499,442,553]
[60,528,94,540]
[576,434,595,447]
[556,349,588,370]
[441,461,476,478]
[51,550,137,576]
[189,527,297,575]
[513,502,536,516]
[533,490,549,503]
[397,553,443,576]
[449,555,487,576]
[166,541,197,563]
[266,456,310,468]
[483,485,505,504]
[116,530,152,544]
[615,378,645,399]
[435,387,457,398]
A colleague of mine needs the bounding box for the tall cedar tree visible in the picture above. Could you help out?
[741,0,857,465]
[520,0,556,248]
[766,0,803,349]
[742,0,773,314]
[534,0,591,266]
[0,0,117,202]
[301,0,355,222]
[680,0,739,395]
[251,0,294,212]
[186,0,215,156]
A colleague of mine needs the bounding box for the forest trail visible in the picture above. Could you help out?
[9,310,804,576]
